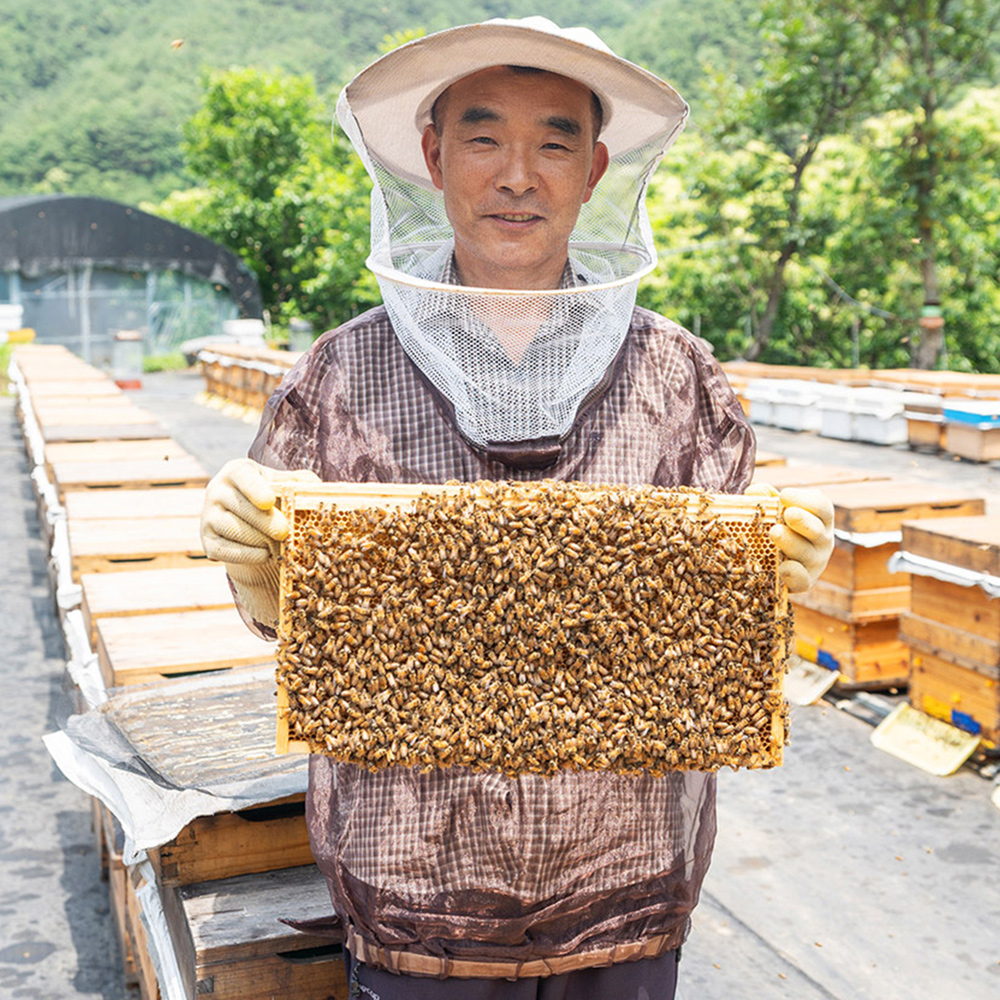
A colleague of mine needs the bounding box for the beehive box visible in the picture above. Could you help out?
[790,481,985,686]
[275,480,790,776]
[897,515,1000,744]
[162,866,347,1000]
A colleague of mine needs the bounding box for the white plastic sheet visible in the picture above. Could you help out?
[888,551,1000,598]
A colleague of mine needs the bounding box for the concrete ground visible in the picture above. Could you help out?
[1,369,998,999]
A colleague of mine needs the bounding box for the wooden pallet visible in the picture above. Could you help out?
[52,456,210,492]
[67,516,206,577]
[274,482,788,772]
[96,609,275,687]
[793,603,910,688]
[150,795,313,887]
[80,565,233,643]
[163,866,347,1000]
[64,487,207,521]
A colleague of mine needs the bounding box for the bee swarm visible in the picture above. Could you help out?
[277,481,791,777]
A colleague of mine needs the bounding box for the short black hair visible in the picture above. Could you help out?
[430,65,604,142]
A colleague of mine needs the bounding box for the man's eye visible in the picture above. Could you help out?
[543,142,570,151]
[471,136,496,145]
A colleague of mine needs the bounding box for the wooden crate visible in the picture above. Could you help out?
[820,540,905,592]
[67,516,206,577]
[944,422,1000,463]
[275,481,788,774]
[150,795,313,887]
[98,804,138,986]
[901,514,1000,577]
[909,576,1000,655]
[908,646,999,747]
[52,456,210,493]
[80,565,233,643]
[900,612,999,674]
[96,609,275,686]
[793,603,910,688]
[164,866,347,1000]
[792,578,910,620]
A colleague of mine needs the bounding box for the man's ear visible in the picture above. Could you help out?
[583,141,610,203]
[421,125,445,191]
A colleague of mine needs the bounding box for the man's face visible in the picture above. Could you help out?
[421,66,609,291]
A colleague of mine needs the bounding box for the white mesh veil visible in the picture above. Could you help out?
[337,18,688,452]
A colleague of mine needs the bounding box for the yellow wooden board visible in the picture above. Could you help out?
[819,480,986,533]
[870,703,980,776]
[28,379,121,397]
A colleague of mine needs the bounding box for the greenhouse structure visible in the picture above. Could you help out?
[0,195,262,365]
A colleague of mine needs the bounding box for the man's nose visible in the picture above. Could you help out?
[495,147,538,196]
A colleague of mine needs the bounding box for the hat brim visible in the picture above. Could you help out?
[339,21,688,190]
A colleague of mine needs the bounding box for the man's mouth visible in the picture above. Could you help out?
[488,212,543,223]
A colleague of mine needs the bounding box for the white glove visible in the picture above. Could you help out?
[745,484,835,594]
[201,458,320,627]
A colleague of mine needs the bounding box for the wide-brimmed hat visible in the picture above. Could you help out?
[339,16,688,189]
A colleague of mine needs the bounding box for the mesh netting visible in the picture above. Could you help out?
[337,84,681,447]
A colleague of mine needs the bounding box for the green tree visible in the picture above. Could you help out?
[154,67,379,333]
[703,0,893,360]
[871,0,1000,368]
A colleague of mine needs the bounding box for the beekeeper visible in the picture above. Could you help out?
[201,17,833,998]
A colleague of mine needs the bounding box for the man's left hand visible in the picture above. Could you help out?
[745,484,834,593]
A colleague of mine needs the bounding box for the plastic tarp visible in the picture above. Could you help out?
[888,551,1000,598]
[44,664,308,863]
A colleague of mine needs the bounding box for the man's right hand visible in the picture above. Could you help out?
[201,459,320,626]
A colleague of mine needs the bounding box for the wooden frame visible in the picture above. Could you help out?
[274,482,788,773]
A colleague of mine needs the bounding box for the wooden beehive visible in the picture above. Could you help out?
[275,480,789,776]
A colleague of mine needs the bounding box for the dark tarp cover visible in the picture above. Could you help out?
[0,194,261,316]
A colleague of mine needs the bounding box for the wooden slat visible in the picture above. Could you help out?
[821,541,905,592]
[34,405,161,430]
[45,438,189,464]
[151,795,312,887]
[753,450,787,467]
[900,514,1000,576]
[945,423,1000,462]
[96,609,275,686]
[909,575,1000,644]
[38,422,171,443]
[80,565,232,640]
[64,487,206,520]
[819,480,986,533]
[27,379,121,397]
[791,581,910,621]
[751,463,892,489]
[68,516,206,576]
[52,456,209,491]
[909,648,1000,746]
[900,612,1000,674]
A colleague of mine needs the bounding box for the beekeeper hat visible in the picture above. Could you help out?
[340,16,688,189]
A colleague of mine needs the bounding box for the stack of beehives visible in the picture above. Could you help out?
[10,344,347,1000]
[276,480,791,775]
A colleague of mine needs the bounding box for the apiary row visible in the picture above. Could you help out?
[9,343,347,1000]
[749,457,997,753]
[198,343,301,412]
[725,362,1000,461]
